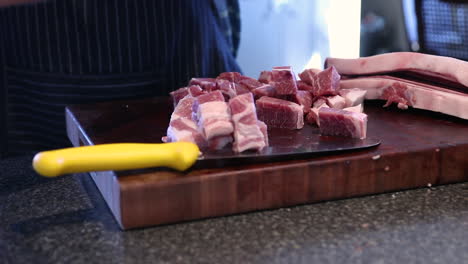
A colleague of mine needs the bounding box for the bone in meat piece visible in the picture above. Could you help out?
[326,95,346,109]
[339,76,468,119]
[325,52,468,89]
[256,96,304,129]
[229,93,266,152]
[319,107,368,139]
[194,91,234,140]
[165,96,206,146]
[343,104,364,113]
[339,88,367,107]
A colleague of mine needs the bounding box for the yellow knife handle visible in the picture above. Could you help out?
[32,142,200,177]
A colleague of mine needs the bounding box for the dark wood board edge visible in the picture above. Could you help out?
[66,108,124,229]
[117,146,465,229]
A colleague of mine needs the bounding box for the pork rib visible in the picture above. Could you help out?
[229,93,266,152]
[325,52,468,90]
[339,76,468,119]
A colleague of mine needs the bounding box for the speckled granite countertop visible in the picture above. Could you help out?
[1,155,467,264]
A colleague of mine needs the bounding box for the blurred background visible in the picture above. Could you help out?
[236,0,468,77]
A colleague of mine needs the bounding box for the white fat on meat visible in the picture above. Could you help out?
[343,104,364,113]
[339,88,367,107]
[307,104,329,126]
[340,76,468,119]
[229,93,266,152]
[197,101,234,140]
[326,95,346,109]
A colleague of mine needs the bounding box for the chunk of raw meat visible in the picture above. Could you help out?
[339,88,367,107]
[217,72,243,83]
[194,91,234,140]
[288,90,313,113]
[165,96,206,146]
[188,85,206,97]
[170,87,189,107]
[189,78,217,91]
[314,66,341,96]
[170,96,195,121]
[252,84,276,98]
[343,104,364,113]
[306,104,329,126]
[229,93,266,152]
[319,107,368,139]
[325,52,468,89]
[238,77,264,91]
[339,76,468,119]
[256,96,304,129]
[271,66,298,95]
[258,71,273,84]
[216,79,237,100]
[297,80,314,92]
[298,68,320,87]
[326,95,346,109]
[166,118,206,146]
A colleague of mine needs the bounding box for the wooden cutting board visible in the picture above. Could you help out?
[66,97,468,230]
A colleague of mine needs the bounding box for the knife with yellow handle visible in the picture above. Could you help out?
[33,142,200,177]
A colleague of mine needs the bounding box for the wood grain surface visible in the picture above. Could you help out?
[66,97,468,229]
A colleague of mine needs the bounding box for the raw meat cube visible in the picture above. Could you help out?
[195,91,234,140]
[217,72,243,83]
[258,70,273,84]
[271,66,298,95]
[297,80,314,92]
[256,96,304,129]
[229,93,266,152]
[189,78,217,91]
[298,68,320,86]
[289,90,313,113]
[314,66,341,96]
[187,85,206,97]
[318,107,368,139]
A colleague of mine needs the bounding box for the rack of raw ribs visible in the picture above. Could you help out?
[163,52,468,153]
